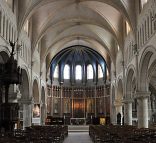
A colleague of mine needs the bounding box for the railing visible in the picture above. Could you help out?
[70,118,86,125]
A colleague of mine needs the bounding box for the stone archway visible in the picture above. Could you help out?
[139,47,156,91]
[147,59,156,126]
[33,79,40,103]
[41,86,46,125]
[125,66,136,125]
[116,79,123,125]
[137,46,156,128]
[32,79,40,125]
[126,68,135,99]
[19,68,31,129]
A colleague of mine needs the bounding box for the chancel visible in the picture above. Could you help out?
[0,0,156,142]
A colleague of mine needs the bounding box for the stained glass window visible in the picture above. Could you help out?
[54,65,59,78]
[64,64,70,79]
[76,65,82,80]
[98,65,103,78]
[87,64,93,79]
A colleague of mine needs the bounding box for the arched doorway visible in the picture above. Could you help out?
[41,87,46,125]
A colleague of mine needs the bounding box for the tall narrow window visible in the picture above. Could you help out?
[117,45,120,51]
[98,65,103,78]
[64,64,70,79]
[75,65,82,80]
[54,65,59,78]
[107,68,109,79]
[87,64,93,79]
[24,20,29,34]
[125,21,131,35]
[141,0,148,9]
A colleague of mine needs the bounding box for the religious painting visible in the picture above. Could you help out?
[54,99,59,113]
[63,99,70,113]
[87,99,94,113]
[100,117,106,125]
[73,99,84,118]
[33,104,40,118]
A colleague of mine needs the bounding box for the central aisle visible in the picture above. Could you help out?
[63,132,93,143]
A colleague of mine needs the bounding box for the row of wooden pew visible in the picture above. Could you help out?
[0,125,68,143]
[89,125,156,143]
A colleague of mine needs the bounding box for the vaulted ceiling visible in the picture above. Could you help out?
[18,0,136,72]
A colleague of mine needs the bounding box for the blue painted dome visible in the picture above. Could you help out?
[50,45,107,84]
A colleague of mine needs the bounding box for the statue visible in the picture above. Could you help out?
[9,41,15,54]
[117,112,121,125]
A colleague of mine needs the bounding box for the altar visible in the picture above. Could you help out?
[70,118,86,125]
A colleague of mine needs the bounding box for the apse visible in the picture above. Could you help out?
[47,45,110,125]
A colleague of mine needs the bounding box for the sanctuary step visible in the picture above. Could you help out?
[68,125,89,132]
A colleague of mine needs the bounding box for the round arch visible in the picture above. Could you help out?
[19,68,31,128]
[140,47,156,125]
[32,79,40,103]
[117,78,123,101]
[32,79,40,124]
[20,68,30,99]
[126,65,136,99]
[139,46,156,91]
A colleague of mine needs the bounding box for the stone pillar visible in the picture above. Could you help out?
[83,88,86,118]
[60,85,63,117]
[19,99,32,129]
[41,103,46,125]
[71,86,74,118]
[104,85,106,116]
[51,86,54,116]
[123,99,133,125]
[94,86,97,117]
[136,92,150,128]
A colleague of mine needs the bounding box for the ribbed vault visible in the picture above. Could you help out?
[17,0,135,74]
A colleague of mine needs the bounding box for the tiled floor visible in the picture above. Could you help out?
[63,132,93,143]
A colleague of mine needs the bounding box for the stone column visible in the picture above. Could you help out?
[123,99,133,125]
[94,86,97,117]
[83,88,86,118]
[41,103,46,125]
[136,92,150,128]
[51,86,54,116]
[71,86,74,118]
[60,85,63,117]
[19,98,32,129]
